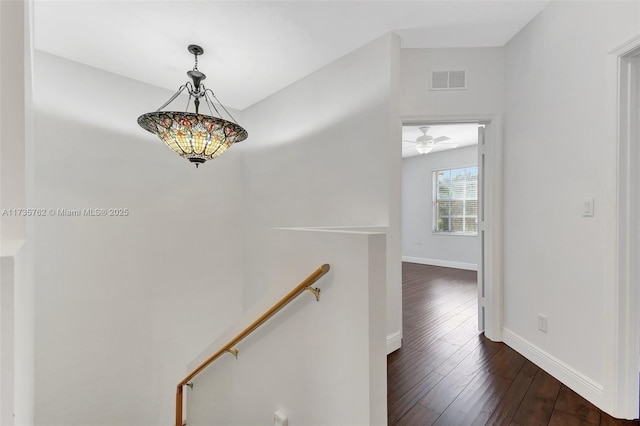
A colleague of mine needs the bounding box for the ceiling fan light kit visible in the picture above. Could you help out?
[137,44,248,168]
[416,143,434,154]
[411,126,451,155]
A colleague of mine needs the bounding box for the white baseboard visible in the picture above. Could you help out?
[502,328,603,407]
[402,256,477,271]
[387,331,402,354]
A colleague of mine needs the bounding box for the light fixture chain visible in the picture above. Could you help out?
[206,89,240,124]
[185,93,192,113]
[204,89,223,119]
[155,85,188,112]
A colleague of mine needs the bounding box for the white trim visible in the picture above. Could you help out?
[401,114,496,124]
[610,33,640,56]
[386,331,402,354]
[402,256,477,271]
[477,124,486,334]
[430,232,477,237]
[503,328,604,406]
[609,34,640,419]
[0,239,25,258]
[482,118,503,342]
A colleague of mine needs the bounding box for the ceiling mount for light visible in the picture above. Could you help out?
[137,44,248,167]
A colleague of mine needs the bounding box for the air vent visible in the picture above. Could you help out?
[431,71,450,89]
[430,70,466,90]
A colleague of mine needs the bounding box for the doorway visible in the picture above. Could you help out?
[400,119,501,339]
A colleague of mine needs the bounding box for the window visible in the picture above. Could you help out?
[433,166,478,235]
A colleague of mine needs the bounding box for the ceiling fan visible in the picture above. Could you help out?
[403,126,457,154]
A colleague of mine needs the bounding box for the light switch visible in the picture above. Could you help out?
[582,198,594,217]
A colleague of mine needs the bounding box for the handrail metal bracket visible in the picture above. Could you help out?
[186,382,194,390]
[306,285,321,302]
[227,348,239,359]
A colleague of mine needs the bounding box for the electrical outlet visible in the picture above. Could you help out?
[538,314,548,333]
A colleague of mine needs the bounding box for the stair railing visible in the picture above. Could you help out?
[175,263,331,426]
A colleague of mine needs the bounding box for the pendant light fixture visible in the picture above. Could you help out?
[137,45,248,167]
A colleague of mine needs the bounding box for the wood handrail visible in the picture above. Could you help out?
[175,263,331,426]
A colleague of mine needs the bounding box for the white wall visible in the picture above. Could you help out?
[239,34,402,352]
[400,47,504,118]
[31,52,245,425]
[1,2,34,425]
[402,145,478,270]
[187,228,387,426]
[0,0,26,244]
[502,0,640,417]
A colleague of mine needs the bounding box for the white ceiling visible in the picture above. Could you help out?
[32,1,549,110]
[402,123,479,158]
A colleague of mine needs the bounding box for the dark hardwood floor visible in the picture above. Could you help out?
[387,262,640,426]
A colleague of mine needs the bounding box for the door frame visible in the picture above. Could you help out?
[607,34,640,419]
[401,114,503,342]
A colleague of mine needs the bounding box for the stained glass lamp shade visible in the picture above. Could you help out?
[137,45,248,167]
